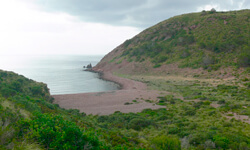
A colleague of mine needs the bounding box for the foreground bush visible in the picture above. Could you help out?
[27,113,102,150]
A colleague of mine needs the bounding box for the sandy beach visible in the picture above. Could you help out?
[53,71,167,115]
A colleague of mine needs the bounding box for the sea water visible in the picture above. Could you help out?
[0,55,119,95]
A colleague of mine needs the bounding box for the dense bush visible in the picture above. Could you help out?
[128,117,153,131]
[0,87,17,98]
[28,114,102,150]
[238,46,250,67]
[153,64,162,68]
[30,86,43,96]
[1,106,104,149]
[151,135,181,150]
[152,55,168,64]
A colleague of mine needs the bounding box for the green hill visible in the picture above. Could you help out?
[95,9,249,77]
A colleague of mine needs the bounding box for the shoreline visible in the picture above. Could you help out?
[53,69,166,115]
[85,68,148,90]
[85,68,123,90]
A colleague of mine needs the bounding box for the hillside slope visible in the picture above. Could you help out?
[0,70,106,149]
[94,9,249,77]
[1,69,250,149]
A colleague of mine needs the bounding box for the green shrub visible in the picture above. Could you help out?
[128,117,153,131]
[12,96,41,113]
[185,109,196,116]
[218,99,226,104]
[29,114,101,150]
[203,101,211,105]
[123,39,132,47]
[153,64,162,68]
[155,55,168,63]
[213,136,230,149]
[11,81,22,92]
[124,102,133,105]
[238,46,250,67]
[0,87,17,98]
[244,82,250,88]
[193,102,203,109]
[168,127,180,134]
[30,86,43,96]
[151,135,181,150]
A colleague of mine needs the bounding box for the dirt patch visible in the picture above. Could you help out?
[53,89,166,115]
[210,103,221,108]
[224,112,250,124]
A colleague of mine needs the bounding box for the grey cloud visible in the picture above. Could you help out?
[35,0,249,28]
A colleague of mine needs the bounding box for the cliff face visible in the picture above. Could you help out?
[94,9,250,77]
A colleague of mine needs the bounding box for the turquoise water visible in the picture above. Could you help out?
[0,55,119,95]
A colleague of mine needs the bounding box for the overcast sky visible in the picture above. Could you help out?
[0,0,249,55]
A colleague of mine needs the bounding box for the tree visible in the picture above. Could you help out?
[211,8,216,13]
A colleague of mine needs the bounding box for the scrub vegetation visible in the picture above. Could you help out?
[0,70,250,149]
